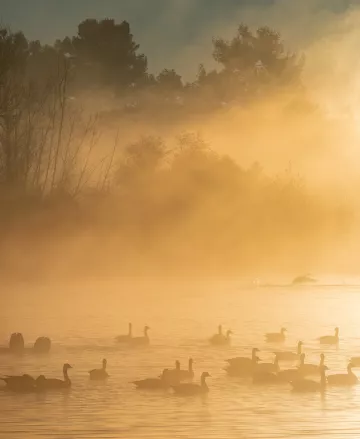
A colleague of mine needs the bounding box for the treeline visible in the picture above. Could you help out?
[0,19,350,278]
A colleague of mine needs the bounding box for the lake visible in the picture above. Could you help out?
[1,279,360,438]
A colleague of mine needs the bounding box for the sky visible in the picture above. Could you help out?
[0,0,358,79]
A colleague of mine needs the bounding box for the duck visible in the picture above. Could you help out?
[298,353,325,376]
[327,362,358,386]
[132,369,171,389]
[290,365,328,392]
[129,326,150,346]
[265,328,286,343]
[89,358,109,381]
[274,341,303,362]
[116,323,133,343]
[36,363,72,390]
[172,372,210,395]
[256,356,280,374]
[319,327,339,345]
[0,374,36,392]
[209,326,232,346]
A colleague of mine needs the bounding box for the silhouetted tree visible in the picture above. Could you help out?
[56,18,147,91]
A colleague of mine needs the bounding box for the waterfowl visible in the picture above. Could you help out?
[172,372,210,395]
[319,327,339,345]
[256,356,280,374]
[265,328,286,343]
[116,323,133,343]
[36,364,72,390]
[129,326,150,346]
[0,374,36,392]
[327,362,358,386]
[34,337,51,354]
[178,358,195,380]
[253,371,281,384]
[132,369,171,389]
[290,365,328,392]
[89,358,109,380]
[161,361,181,384]
[277,367,303,382]
[350,356,360,367]
[209,328,232,346]
[274,341,303,361]
[227,348,260,368]
[298,353,325,376]
[9,333,25,354]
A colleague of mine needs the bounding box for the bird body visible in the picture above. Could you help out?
[89,359,109,380]
[210,328,232,346]
[0,374,36,392]
[319,327,339,345]
[116,323,133,343]
[172,372,210,395]
[227,348,260,368]
[133,369,170,389]
[290,365,328,392]
[253,371,281,384]
[277,368,303,382]
[265,328,286,343]
[327,363,358,386]
[36,364,72,390]
[298,353,325,376]
[256,357,279,374]
[130,326,150,346]
[274,341,303,362]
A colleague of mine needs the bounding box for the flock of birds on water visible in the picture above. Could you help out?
[2,323,360,396]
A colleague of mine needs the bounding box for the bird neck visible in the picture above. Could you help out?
[189,362,193,372]
[320,357,324,366]
[129,325,132,336]
[63,368,69,381]
[320,370,326,388]
[297,344,302,354]
[201,376,208,388]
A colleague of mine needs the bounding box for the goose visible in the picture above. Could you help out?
[226,348,260,368]
[256,356,280,374]
[172,372,210,395]
[89,358,109,380]
[298,353,325,376]
[36,364,72,390]
[161,361,181,383]
[265,328,286,343]
[0,374,36,392]
[319,327,339,345]
[130,326,150,346]
[277,367,303,382]
[327,362,358,386]
[350,356,360,367]
[132,369,171,389]
[253,371,281,384]
[290,365,328,392]
[178,358,195,380]
[210,328,232,346]
[116,323,133,343]
[274,341,303,361]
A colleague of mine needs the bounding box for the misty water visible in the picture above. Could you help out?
[1,280,360,438]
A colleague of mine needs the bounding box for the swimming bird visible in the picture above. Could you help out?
[172,372,210,395]
[130,326,150,346]
[319,327,339,345]
[116,323,133,343]
[132,369,171,389]
[0,374,36,392]
[265,328,286,343]
[33,336,51,354]
[290,365,328,392]
[277,367,303,382]
[350,356,360,367]
[209,327,232,346]
[89,359,109,381]
[327,362,358,386]
[36,364,72,390]
[274,341,303,362]
[256,356,280,374]
[298,353,325,376]
[178,358,195,380]
[227,348,260,368]
[253,371,282,384]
